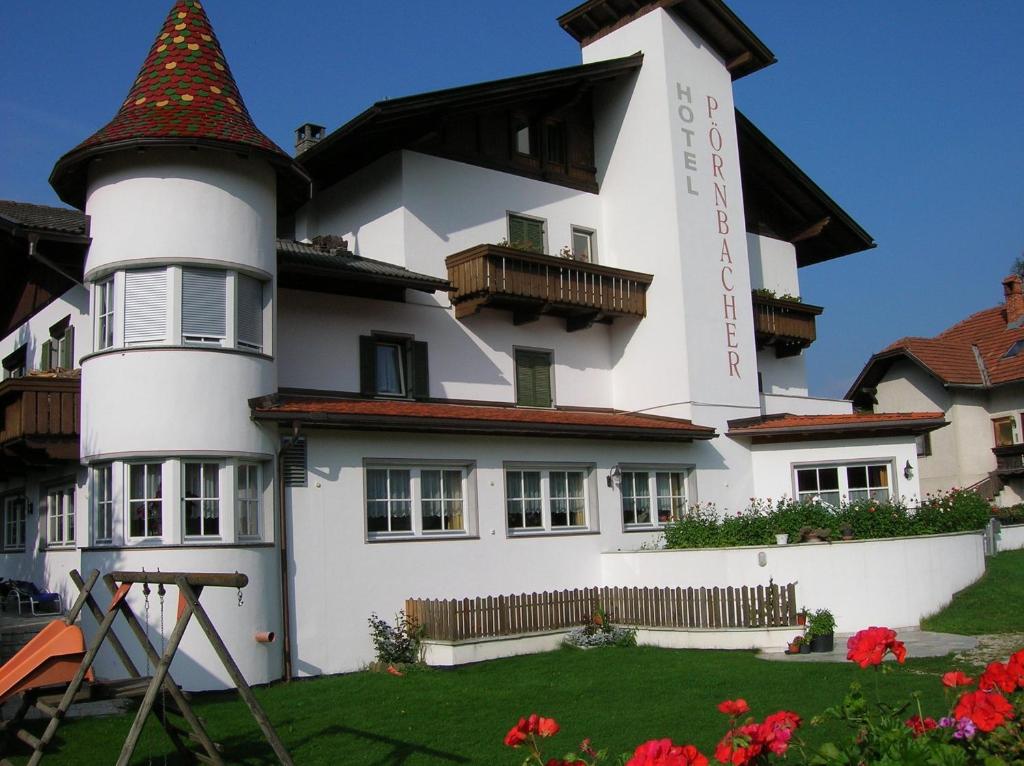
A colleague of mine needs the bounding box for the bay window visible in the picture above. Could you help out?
[236,463,261,539]
[128,462,163,538]
[93,464,113,544]
[181,269,227,345]
[505,465,593,534]
[95,278,114,350]
[46,485,75,547]
[183,462,220,537]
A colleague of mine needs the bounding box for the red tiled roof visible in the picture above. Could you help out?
[50,0,308,210]
[728,411,946,442]
[251,396,717,442]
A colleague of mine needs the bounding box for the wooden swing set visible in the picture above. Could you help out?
[0,568,293,765]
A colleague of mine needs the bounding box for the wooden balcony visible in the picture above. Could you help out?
[751,293,824,358]
[993,444,1024,476]
[445,244,653,331]
[0,374,80,476]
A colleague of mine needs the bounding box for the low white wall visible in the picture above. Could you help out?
[422,631,567,666]
[600,531,985,633]
[636,626,792,652]
[998,524,1024,552]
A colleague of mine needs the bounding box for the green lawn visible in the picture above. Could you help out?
[921,549,1024,635]
[9,646,965,765]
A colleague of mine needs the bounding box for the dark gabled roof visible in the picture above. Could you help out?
[50,0,309,213]
[276,240,449,294]
[297,54,644,189]
[0,201,90,241]
[727,412,947,444]
[737,112,875,266]
[251,394,717,442]
[558,0,775,80]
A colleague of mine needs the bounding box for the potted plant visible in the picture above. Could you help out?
[840,524,855,541]
[806,608,836,652]
[799,526,831,543]
[786,635,804,654]
[796,606,808,626]
[774,528,789,545]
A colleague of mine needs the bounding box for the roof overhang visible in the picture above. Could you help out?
[252,394,717,442]
[277,240,449,296]
[727,412,947,445]
[557,0,775,80]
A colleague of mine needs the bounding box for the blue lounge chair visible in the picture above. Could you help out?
[5,581,63,616]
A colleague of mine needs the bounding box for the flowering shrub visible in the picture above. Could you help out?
[991,503,1024,525]
[662,490,990,549]
[564,606,637,649]
[367,610,422,665]
[502,630,1024,765]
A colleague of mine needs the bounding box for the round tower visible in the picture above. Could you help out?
[49,0,308,690]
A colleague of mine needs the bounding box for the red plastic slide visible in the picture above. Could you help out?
[0,620,92,703]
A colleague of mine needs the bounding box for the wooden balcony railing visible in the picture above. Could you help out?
[445,244,653,331]
[993,444,1024,475]
[0,374,80,469]
[751,293,824,358]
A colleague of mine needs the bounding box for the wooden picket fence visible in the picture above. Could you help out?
[406,583,798,641]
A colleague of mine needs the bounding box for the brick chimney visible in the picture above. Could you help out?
[294,123,325,156]
[1004,274,1024,328]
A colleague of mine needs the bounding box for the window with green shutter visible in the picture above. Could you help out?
[508,213,545,254]
[359,335,429,399]
[515,348,553,408]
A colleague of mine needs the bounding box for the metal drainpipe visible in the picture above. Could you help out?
[276,423,300,682]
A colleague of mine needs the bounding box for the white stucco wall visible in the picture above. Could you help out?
[746,234,800,297]
[760,393,852,416]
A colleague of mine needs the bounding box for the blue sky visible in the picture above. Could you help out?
[2,2,1021,398]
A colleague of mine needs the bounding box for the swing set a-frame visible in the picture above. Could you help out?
[0,568,293,765]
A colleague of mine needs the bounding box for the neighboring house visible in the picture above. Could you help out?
[1,0,945,690]
[848,275,1024,505]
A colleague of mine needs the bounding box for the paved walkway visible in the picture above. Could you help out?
[757,629,978,663]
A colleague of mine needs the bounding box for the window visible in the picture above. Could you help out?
[2,496,27,552]
[570,226,596,262]
[795,462,893,506]
[237,463,261,539]
[2,345,27,380]
[512,116,535,156]
[1004,340,1024,359]
[183,462,220,537]
[46,485,75,547]
[181,269,227,345]
[365,464,471,538]
[621,470,687,528]
[544,122,567,165]
[93,464,114,544]
[916,433,932,457]
[507,213,545,254]
[95,278,114,350]
[514,348,553,408]
[505,466,592,533]
[124,269,168,344]
[993,416,1018,447]
[359,335,429,399]
[41,317,75,370]
[128,463,163,538]
[236,274,264,351]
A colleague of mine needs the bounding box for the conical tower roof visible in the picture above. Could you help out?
[50,0,308,210]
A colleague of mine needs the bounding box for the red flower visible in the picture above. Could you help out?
[758,710,800,755]
[503,720,528,748]
[845,626,907,668]
[978,661,1017,694]
[1008,650,1024,685]
[941,670,974,688]
[905,715,937,737]
[626,738,707,766]
[716,699,750,716]
[954,690,1016,733]
[546,761,571,766]
[714,724,762,765]
[537,717,560,738]
[503,713,554,747]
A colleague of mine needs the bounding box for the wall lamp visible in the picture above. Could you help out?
[606,466,622,489]
[904,460,914,480]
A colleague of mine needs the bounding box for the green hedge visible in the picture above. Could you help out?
[993,504,1024,526]
[662,489,992,549]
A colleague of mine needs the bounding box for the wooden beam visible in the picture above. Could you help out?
[789,216,831,244]
[726,51,753,72]
[107,571,248,588]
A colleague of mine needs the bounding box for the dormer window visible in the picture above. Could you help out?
[1004,339,1024,359]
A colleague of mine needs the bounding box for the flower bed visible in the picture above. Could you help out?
[663,488,990,549]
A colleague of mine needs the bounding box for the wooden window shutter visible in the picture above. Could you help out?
[359,335,377,394]
[40,340,53,371]
[182,269,227,339]
[516,350,552,407]
[411,341,429,399]
[524,219,544,253]
[236,274,263,349]
[508,216,526,249]
[59,326,75,369]
[124,269,167,343]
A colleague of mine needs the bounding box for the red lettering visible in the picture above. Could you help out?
[721,265,734,291]
[717,209,730,235]
[709,127,723,152]
[728,350,741,378]
[706,95,719,118]
[720,238,732,263]
[714,182,727,208]
[712,153,724,180]
[725,321,738,348]
[723,293,736,320]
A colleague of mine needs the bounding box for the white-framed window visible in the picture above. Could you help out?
[183,462,220,537]
[92,464,114,545]
[621,469,688,528]
[2,496,27,552]
[993,416,1018,447]
[95,278,114,350]
[570,226,596,262]
[505,465,593,534]
[236,463,261,539]
[236,274,264,351]
[181,269,227,345]
[46,485,75,547]
[794,461,894,506]
[128,462,163,539]
[365,463,472,538]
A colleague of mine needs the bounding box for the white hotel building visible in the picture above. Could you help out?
[0,0,945,689]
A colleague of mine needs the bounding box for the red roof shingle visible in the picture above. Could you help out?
[728,412,946,435]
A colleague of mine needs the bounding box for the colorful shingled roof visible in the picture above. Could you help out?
[50,0,308,210]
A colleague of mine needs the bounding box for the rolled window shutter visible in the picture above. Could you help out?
[359,336,376,394]
[515,350,536,406]
[516,350,552,407]
[411,341,429,399]
[124,269,167,343]
[60,326,75,369]
[236,274,263,349]
[182,269,226,339]
[534,353,552,407]
[40,340,53,371]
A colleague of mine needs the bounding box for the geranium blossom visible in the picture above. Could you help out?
[503,713,559,747]
[757,711,800,755]
[941,670,973,688]
[626,738,707,766]
[978,661,1017,694]
[904,715,937,737]
[716,699,750,716]
[845,626,907,668]
[714,724,762,765]
[953,690,1016,733]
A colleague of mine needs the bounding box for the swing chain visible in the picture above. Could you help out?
[158,580,168,766]
[236,571,244,607]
